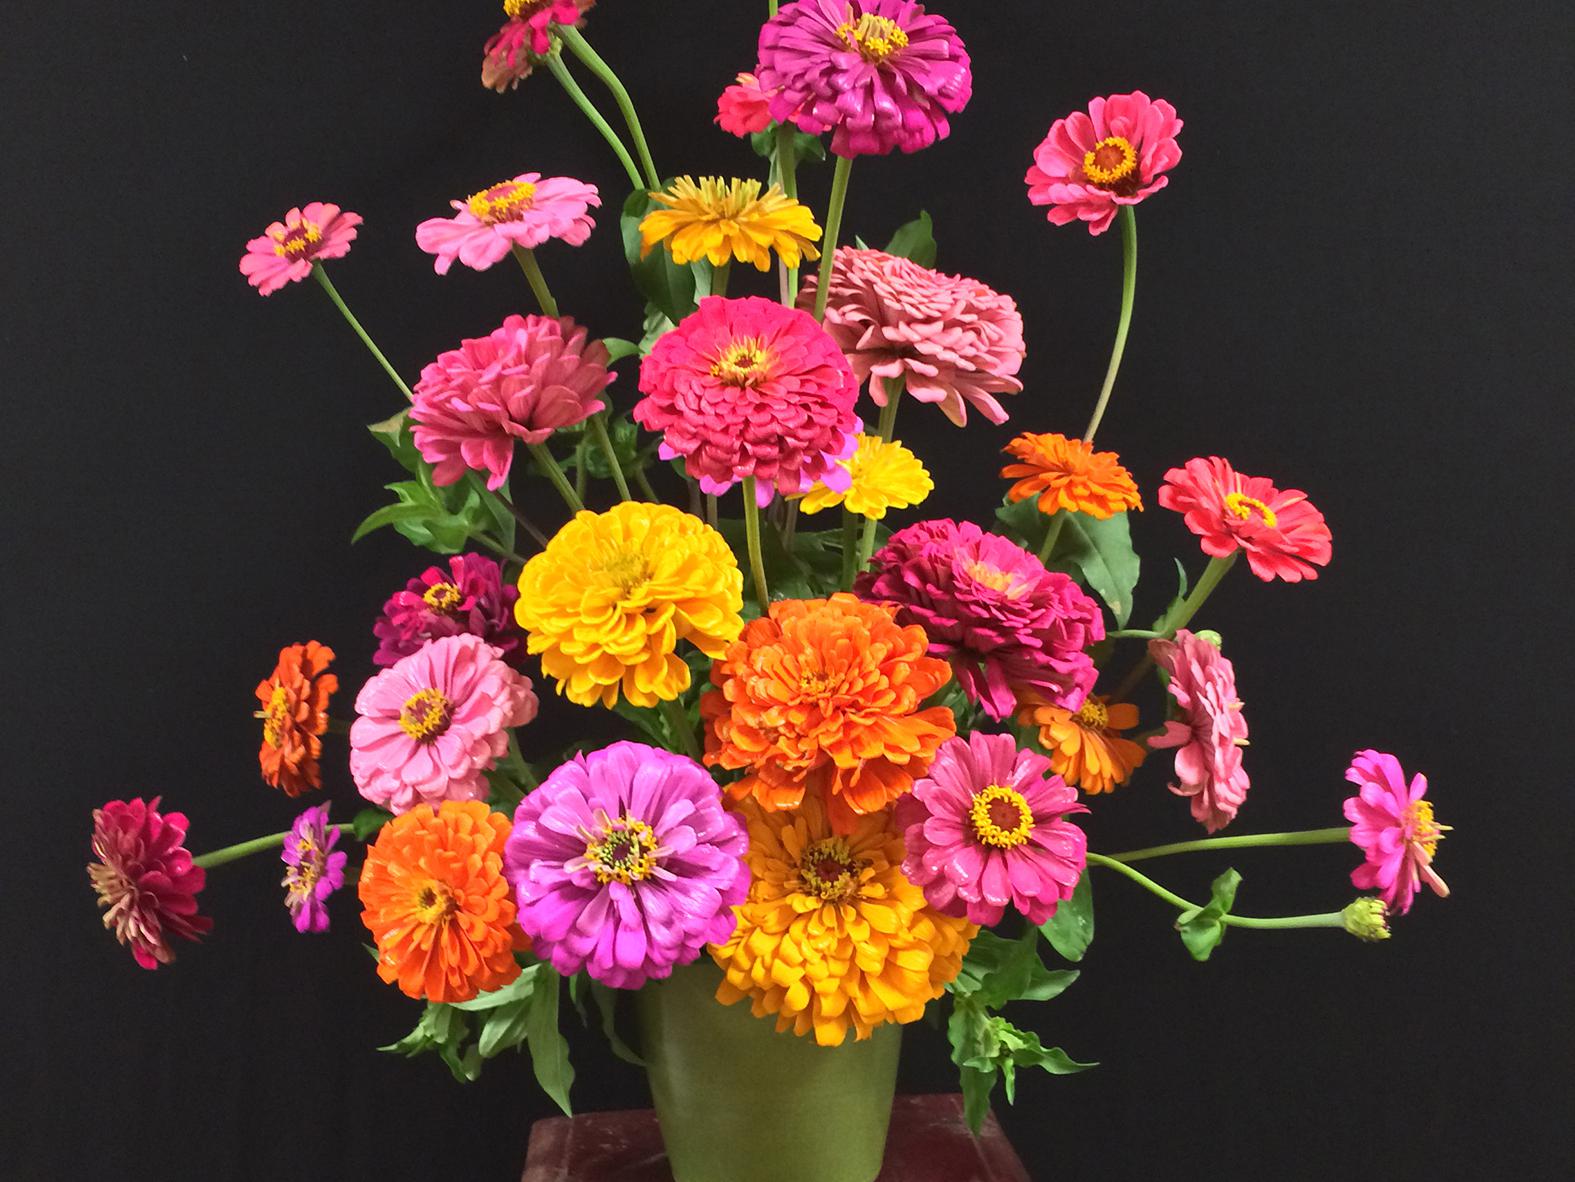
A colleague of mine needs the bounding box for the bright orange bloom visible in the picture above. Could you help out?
[1001,432,1143,520]
[1018,692,1147,794]
[255,641,338,796]
[358,800,527,1003]
[702,594,955,833]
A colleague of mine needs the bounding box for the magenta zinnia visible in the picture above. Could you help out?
[238,202,361,296]
[1148,630,1250,832]
[373,552,526,670]
[280,804,348,935]
[1343,749,1449,916]
[1026,91,1183,235]
[88,797,212,970]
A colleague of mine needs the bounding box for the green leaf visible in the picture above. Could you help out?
[587,980,646,1068]
[527,966,575,1117]
[953,928,1077,1009]
[449,968,538,1012]
[994,501,1141,627]
[352,493,439,543]
[368,409,420,473]
[1040,871,1094,962]
[601,337,640,363]
[350,807,394,842]
[1175,868,1242,962]
[884,211,937,268]
[622,188,699,324]
[959,1064,996,1134]
[749,124,827,167]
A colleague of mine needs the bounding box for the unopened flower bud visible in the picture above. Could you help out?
[1342,897,1391,943]
[1193,629,1224,650]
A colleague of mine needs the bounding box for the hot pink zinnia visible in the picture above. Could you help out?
[88,797,212,970]
[716,72,775,137]
[1159,456,1333,583]
[411,314,613,491]
[1343,749,1449,916]
[1026,91,1183,235]
[758,0,972,157]
[373,553,526,670]
[1149,630,1250,833]
[504,741,749,989]
[350,633,539,815]
[415,173,600,275]
[481,1,594,91]
[238,202,361,296]
[280,804,348,935]
[857,519,1105,721]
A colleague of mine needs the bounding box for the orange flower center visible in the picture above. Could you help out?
[969,784,1034,849]
[1073,698,1110,730]
[711,337,773,386]
[413,881,459,926]
[799,838,861,902]
[1224,491,1279,529]
[399,688,452,742]
[1082,136,1138,187]
[1403,799,1446,859]
[260,684,292,747]
[271,219,322,259]
[584,816,660,885]
[422,582,464,613]
[837,13,909,62]
[466,179,537,225]
[798,665,840,698]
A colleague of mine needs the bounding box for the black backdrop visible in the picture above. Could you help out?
[4,1,1571,1178]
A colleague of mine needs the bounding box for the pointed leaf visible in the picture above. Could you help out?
[527,966,575,1116]
[622,188,699,324]
[1040,870,1095,962]
[884,211,937,267]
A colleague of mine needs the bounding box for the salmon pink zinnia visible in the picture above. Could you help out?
[415,173,600,275]
[715,72,775,137]
[1026,91,1183,235]
[1343,749,1449,916]
[239,202,361,296]
[1149,630,1250,832]
[1159,456,1332,583]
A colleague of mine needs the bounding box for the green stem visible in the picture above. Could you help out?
[841,508,859,590]
[1082,206,1138,444]
[193,831,291,870]
[499,490,551,547]
[1106,629,1165,640]
[705,493,719,527]
[768,0,779,15]
[782,500,799,551]
[1085,853,1346,930]
[560,28,660,190]
[812,155,853,322]
[476,533,530,566]
[529,443,585,513]
[507,731,540,791]
[311,265,412,400]
[1113,552,1238,699]
[1036,514,1069,564]
[633,465,659,502]
[659,699,703,761]
[775,122,800,306]
[588,412,632,501]
[711,259,732,299]
[1108,828,1352,865]
[512,246,560,317]
[741,477,771,605]
[545,52,643,191]
[857,513,880,569]
[1085,852,1190,909]
[875,382,901,442]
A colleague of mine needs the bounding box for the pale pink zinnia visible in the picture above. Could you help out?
[238,202,361,296]
[1148,630,1249,833]
[88,797,212,970]
[1343,749,1449,916]
[1026,91,1183,235]
[715,72,775,137]
[415,173,600,275]
[1159,456,1333,583]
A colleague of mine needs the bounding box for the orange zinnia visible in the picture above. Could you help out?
[1001,432,1143,520]
[255,641,338,796]
[702,594,955,834]
[1019,692,1147,794]
[358,800,526,1004]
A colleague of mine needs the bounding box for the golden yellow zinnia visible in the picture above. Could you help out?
[798,434,933,519]
[639,176,822,271]
[515,502,744,709]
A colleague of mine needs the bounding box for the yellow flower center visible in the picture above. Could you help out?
[711,337,773,386]
[1082,136,1138,187]
[289,857,322,900]
[837,13,909,62]
[1224,491,1279,529]
[413,881,458,926]
[398,688,452,742]
[585,816,660,885]
[466,179,537,225]
[1404,799,1445,859]
[969,784,1034,849]
[270,219,322,259]
[422,582,463,613]
[1073,698,1110,730]
[260,684,292,748]
[799,838,861,902]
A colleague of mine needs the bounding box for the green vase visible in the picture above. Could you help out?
[637,960,901,1182]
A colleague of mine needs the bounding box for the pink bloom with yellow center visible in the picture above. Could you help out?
[1343,749,1449,915]
[480,0,594,90]
[415,172,600,275]
[716,72,775,137]
[1148,630,1249,832]
[373,553,526,671]
[1159,456,1333,583]
[280,804,348,935]
[1026,91,1183,235]
[88,797,212,970]
[238,202,361,296]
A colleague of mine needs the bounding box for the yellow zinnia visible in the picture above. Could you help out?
[797,434,933,519]
[639,176,822,272]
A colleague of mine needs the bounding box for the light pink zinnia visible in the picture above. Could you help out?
[1343,749,1449,916]
[415,173,600,275]
[802,246,1025,426]
[896,731,1088,927]
[238,202,361,296]
[350,634,539,815]
[88,797,212,970]
[716,72,775,137]
[1159,456,1333,583]
[1148,630,1249,832]
[1026,91,1183,235]
[411,314,613,491]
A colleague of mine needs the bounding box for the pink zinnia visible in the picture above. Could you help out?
[504,741,749,989]
[238,202,361,296]
[1159,456,1333,583]
[802,247,1026,426]
[415,173,600,275]
[1026,91,1183,235]
[857,519,1105,721]
[896,731,1088,926]
[481,1,594,90]
[411,314,613,491]
[757,0,972,158]
[635,296,860,503]
[1343,749,1449,916]
[350,634,539,815]
[88,797,212,970]
[373,553,526,670]
[1148,630,1250,833]
[716,72,775,137]
[280,804,348,935]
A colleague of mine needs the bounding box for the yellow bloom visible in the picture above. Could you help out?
[797,434,933,519]
[639,176,822,272]
[515,503,744,709]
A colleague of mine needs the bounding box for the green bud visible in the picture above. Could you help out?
[1341,897,1391,943]
[1193,630,1224,649]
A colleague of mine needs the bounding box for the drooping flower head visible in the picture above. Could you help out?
[373,553,526,671]
[895,731,1089,926]
[280,804,348,935]
[505,742,749,989]
[635,297,860,503]
[713,793,976,1046]
[715,72,775,137]
[1026,91,1183,235]
[255,640,338,797]
[640,177,822,272]
[88,797,211,970]
[857,520,1105,722]
[802,247,1025,427]
[350,633,539,815]
[797,434,932,519]
[1017,691,1147,795]
[1148,630,1249,832]
[702,593,955,833]
[1002,432,1143,519]
[358,800,526,1003]
[1159,456,1332,583]
[239,202,361,296]
[481,1,595,91]
[411,314,613,491]
[757,0,972,158]
[1343,749,1449,916]
[416,173,600,274]
[516,503,744,708]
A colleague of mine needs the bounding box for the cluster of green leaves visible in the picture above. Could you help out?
[995,498,1141,629]
[1176,868,1242,962]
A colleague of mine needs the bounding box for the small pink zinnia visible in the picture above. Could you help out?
[1343,749,1449,916]
[238,202,361,296]
[373,553,526,670]
[1159,456,1333,583]
[1026,91,1183,235]
[716,72,775,137]
[896,731,1088,927]
[350,633,539,815]
[280,803,348,935]
[1148,630,1249,833]
[415,173,600,275]
[481,1,594,91]
[88,797,212,970]
[801,247,1026,426]
[411,314,614,491]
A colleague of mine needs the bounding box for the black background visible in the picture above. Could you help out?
[4,1,1571,1178]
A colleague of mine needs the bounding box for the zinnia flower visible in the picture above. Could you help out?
[1018,691,1147,794]
[635,296,860,503]
[1148,630,1249,832]
[801,247,1025,427]
[481,0,595,90]
[1002,432,1143,520]
[350,633,539,815]
[797,434,932,519]
[1158,456,1332,583]
[1343,749,1449,915]
[715,72,774,137]
[411,314,613,491]
[1026,91,1183,235]
[358,800,526,1003]
[516,503,744,708]
[373,553,526,670]
[239,202,361,296]
[895,731,1089,926]
[639,177,822,272]
[702,593,955,833]
[415,173,600,274]
[504,742,749,988]
[857,520,1105,722]
[255,640,338,797]
[280,804,348,934]
[88,797,211,970]
[713,793,976,1046]
[757,0,972,158]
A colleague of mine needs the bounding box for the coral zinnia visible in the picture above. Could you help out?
[715,72,774,137]
[350,634,539,815]
[255,640,338,797]
[1343,749,1449,915]
[1017,691,1147,795]
[504,742,749,988]
[798,434,932,519]
[416,173,600,274]
[1002,432,1143,520]
[516,502,744,708]
[1026,91,1183,235]
[280,804,347,935]
[88,797,212,970]
[239,202,361,296]
[639,177,822,272]
[373,553,526,671]
[702,593,955,833]
[1149,630,1249,832]
[1159,456,1332,583]
[802,247,1025,427]
[358,800,526,1003]
[713,793,975,1046]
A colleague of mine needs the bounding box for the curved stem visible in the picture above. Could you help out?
[1086,853,1346,930]
[659,699,703,761]
[512,246,560,317]
[560,28,660,190]
[587,413,632,501]
[529,443,586,513]
[545,52,643,191]
[193,831,291,870]
[812,155,853,322]
[741,477,771,606]
[1108,827,1352,865]
[1036,513,1069,564]
[311,265,412,401]
[1082,206,1137,444]
[1112,552,1238,699]
[633,464,659,502]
